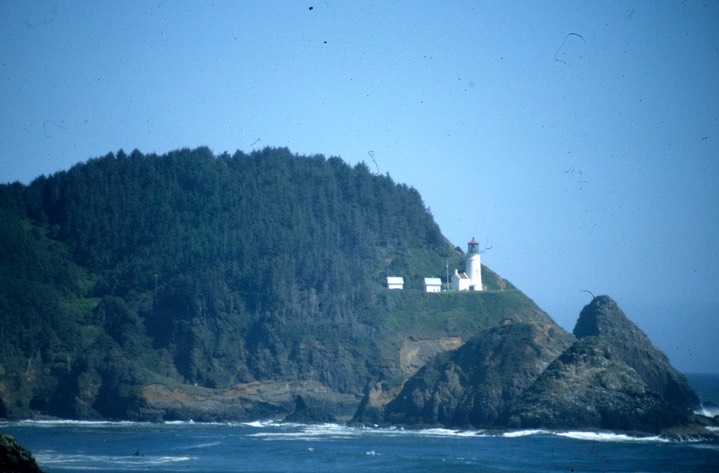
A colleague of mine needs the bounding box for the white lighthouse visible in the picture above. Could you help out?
[451,237,483,291]
[465,237,483,290]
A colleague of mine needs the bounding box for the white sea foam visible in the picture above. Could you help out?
[243,420,270,428]
[249,423,358,441]
[34,452,192,467]
[688,442,719,451]
[181,441,221,450]
[164,419,195,425]
[555,431,670,443]
[501,429,549,438]
[16,419,148,428]
[249,431,330,441]
[149,456,193,464]
[351,424,487,438]
[696,405,719,418]
[247,423,490,442]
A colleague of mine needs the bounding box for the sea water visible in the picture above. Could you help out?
[1,374,718,473]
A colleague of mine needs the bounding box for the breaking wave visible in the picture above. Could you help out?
[12,419,149,428]
[696,405,719,418]
[34,452,192,470]
[247,423,489,441]
[246,423,685,444]
[501,429,549,438]
[4,418,710,445]
[556,431,671,443]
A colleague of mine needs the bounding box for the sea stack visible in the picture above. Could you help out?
[504,295,703,434]
[367,295,711,436]
[572,295,699,413]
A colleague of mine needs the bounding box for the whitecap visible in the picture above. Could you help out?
[249,423,358,441]
[413,428,487,438]
[181,441,221,450]
[242,420,269,428]
[688,442,719,451]
[249,431,319,440]
[250,423,487,441]
[147,455,193,464]
[17,419,148,428]
[696,406,719,418]
[502,429,549,438]
[34,452,193,467]
[415,428,462,436]
[555,431,670,443]
[239,419,293,428]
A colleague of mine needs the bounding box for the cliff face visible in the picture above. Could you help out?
[361,321,574,428]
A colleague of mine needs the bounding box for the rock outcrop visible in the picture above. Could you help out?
[368,295,713,436]
[572,296,699,413]
[360,321,574,428]
[0,432,44,473]
[350,381,405,425]
[284,395,338,424]
[503,336,686,432]
[141,380,360,422]
[504,295,703,434]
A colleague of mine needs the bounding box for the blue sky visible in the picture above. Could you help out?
[1,1,717,373]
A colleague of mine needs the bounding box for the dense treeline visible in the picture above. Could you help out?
[29,147,449,300]
[2,147,484,419]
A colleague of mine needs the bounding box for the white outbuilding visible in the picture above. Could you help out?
[424,277,442,293]
[386,276,404,290]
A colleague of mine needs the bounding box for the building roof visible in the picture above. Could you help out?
[386,276,404,284]
[424,277,442,285]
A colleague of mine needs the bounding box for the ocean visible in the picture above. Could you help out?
[2,374,718,473]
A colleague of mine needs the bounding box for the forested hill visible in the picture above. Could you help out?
[0,147,552,421]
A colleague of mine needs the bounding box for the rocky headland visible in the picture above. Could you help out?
[356,295,716,438]
[1,150,715,439]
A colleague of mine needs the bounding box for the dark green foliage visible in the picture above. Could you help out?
[0,197,94,418]
[0,146,541,420]
[0,147,449,416]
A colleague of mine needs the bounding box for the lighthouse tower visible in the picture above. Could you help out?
[466,238,483,291]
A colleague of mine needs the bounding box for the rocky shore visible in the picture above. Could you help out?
[352,296,717,438]
[0,432,44,473]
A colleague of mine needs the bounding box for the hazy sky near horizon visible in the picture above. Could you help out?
[1,1,718,373]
